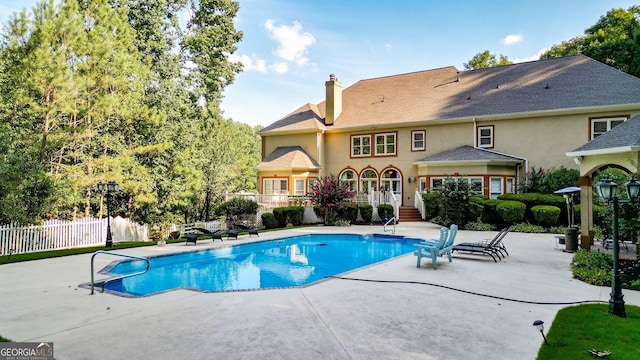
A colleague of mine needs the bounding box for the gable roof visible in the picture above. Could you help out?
[255,146,321,171]
[414,145,525,166]
[261,55,640,134]
[567,114,640,156]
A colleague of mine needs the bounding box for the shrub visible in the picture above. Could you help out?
[531,205,561,227]
[510,222,546,233]
[496,200,525,225]
[273,206,304,227]
[463,221,496,231]
[540,166,579,194]
[422,192,440,220]
[358,204,373,223]
[309,175,357,225]
[261,212,277,229]
[337,203,358,224]
[215,197,258,225]
[377,204,394,221]
[480,199,502,224]
[436,177,475,227]
[571,249,612,286]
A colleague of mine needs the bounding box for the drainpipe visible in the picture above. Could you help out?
[473,118,477,147]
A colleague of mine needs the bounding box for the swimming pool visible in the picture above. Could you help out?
[95,233,420,296]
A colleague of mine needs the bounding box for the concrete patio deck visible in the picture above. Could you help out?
[1,222,639,360]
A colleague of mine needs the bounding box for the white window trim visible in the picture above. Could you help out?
[263,178,288,195]
[412,130,426,151]
[477,126,494,148]
[294,178,305,196]
[351,135,371,157]
[374,132,397,156]
[590,117,627,140]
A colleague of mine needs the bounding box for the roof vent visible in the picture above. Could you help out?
[544,83,550,89]
[456,71,460,82]
[496,84,500,89]
[467,95,472,100]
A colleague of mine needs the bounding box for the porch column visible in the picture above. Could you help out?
[579,176,594,250]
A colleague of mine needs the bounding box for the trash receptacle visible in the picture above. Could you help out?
[564,227,578,252]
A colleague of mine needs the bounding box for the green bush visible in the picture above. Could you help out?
[463,221,496,231]
[422,192,440,220]
[480,199,502,224]
[261,212,277,229]
[337,203,358,224]
[499,192,565,223]
[510,222,546,233]
[540,166,579,194]
[214,197,258,224]
[273,206,304,227]
[358,204,373,223]
[377,204,394,221]
[571,249,612,286]
[496,200,525,225]
[531,205,561,227]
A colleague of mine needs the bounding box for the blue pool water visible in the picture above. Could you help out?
[100,233,420,296]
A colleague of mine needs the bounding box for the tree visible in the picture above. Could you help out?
[464,50,512,70]
[309,175,357,225]
[541,6,640,77]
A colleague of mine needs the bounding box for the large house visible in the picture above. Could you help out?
[256,55,640,244]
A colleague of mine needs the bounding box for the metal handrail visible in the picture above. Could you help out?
[91,250,150,294]
[383,217,396,234]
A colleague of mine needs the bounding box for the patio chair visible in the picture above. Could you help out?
[182,228,225,245]
[451,226,511,262]
[413,226,454,270]
[235,224,266,237]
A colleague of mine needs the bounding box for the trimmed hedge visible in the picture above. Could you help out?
[377,204,394,220]
[358,204,373,223]
[496,200,526,225]
[261,212,278,229]
[498,193,565,223]
[273,206,305,227]
[337,203,359,224]
[422,193,440,220]
[531,205,561,227]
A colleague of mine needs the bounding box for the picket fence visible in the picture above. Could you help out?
[0,217,149,255]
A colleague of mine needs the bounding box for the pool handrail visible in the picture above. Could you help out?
[90,250,150,295]
[384,217,396,234]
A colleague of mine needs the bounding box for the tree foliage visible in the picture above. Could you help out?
[0,0,259,225]
[541,6,640,77]
[464,50,512,70]
[309,176,357,225]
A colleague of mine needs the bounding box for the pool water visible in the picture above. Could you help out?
[99,233,419,296]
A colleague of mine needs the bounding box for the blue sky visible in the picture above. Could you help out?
[1,0,637,127]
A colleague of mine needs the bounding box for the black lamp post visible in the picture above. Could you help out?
[532,320,549,345]
[98,181,119,247]
[595,176,640,318]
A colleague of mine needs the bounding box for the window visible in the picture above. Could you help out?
[294,179,305,196]
[591,117,627,140]
[360,169,378,193]
[430,177,444,192]
[351,135,371,157]
[412,130,426,151]
[375,133,396,156]
[263,178,288,195]
[419,178,427,193]
[506,178,515,194]
[477,126,494,148]
[490,177,503,199]
[307,178,318,192]
[465,177,484,194]
[340,169,357,190]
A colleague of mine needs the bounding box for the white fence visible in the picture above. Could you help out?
[0,217,149,255]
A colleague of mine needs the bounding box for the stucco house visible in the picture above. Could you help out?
[256,55,640,234]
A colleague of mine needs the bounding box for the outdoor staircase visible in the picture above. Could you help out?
[399,206,422,222]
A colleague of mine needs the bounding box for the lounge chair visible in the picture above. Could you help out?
[222,228,242,240]
[235,224,265,237]
[414,226,455,270]
[451,227,511,262]
[182,228,224,245]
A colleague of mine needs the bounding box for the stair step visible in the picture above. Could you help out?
[398,207,423,222]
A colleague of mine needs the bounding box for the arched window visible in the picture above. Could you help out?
[360,169,378,193]
[381,168,402,196]
[339,169,357,191]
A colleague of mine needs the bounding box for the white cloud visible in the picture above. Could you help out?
[228,53,267,73]
[271,62,289,74]
[264,19,316,66]
[503,34,523,45]
[513,48,549,63]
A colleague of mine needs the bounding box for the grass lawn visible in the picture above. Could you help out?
[537,303,640,359]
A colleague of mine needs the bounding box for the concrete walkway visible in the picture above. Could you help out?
[1,223,639,360]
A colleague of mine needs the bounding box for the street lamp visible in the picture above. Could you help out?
[595,176,640,318]
[97,181,119,247]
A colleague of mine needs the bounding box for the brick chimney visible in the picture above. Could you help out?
[325,74,342,125]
